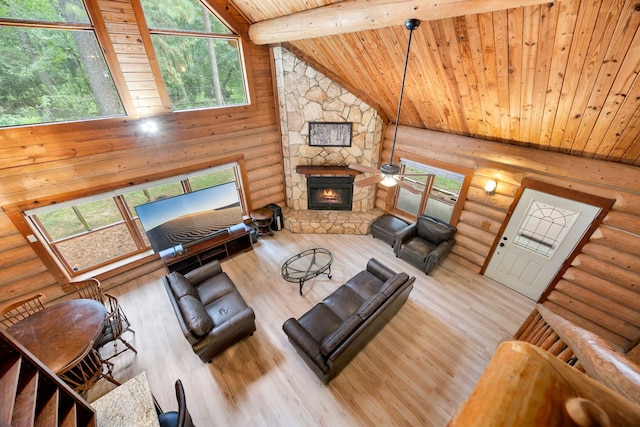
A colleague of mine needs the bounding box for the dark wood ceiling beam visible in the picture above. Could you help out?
[248,0,557,45]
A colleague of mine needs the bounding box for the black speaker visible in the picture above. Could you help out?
[266,203,283,231]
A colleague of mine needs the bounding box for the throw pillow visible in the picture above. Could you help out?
[168,271,200,300]
[178,295,214,337]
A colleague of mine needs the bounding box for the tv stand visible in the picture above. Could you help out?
[160,223,253,274]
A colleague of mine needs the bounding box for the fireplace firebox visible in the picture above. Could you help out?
[307,176,354,210]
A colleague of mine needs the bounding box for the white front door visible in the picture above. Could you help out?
[485,189,601,300]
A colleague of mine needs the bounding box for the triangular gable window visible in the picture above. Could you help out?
[141,0,248,110]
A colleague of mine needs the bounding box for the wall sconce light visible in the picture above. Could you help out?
[140,119,159,137]
[484,179,497,194]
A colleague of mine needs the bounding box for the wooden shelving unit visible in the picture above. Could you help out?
[0,328,95,427]
[160,223,253,274]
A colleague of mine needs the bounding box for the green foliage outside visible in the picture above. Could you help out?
[1,0,247,127]
[0,1,123,127]
[142,0,247,110]
[405,165,463,194]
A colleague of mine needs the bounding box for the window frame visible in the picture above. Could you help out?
[139,0,251,112]
[386,152,474,226]
[3,154,252,284]
[0,1,135,126]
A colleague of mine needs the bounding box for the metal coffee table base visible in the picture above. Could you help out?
[281,248,333,295]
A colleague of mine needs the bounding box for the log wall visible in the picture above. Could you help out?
[0,1,284,308]
[381,126,640,353]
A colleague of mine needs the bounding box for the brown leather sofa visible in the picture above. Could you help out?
[283,258,415,384]
[163,260,256,363]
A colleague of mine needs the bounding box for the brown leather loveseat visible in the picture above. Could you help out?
[163,260,256,363]
[283,258,415,383]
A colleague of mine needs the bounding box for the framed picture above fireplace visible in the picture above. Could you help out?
[308,122,352,147]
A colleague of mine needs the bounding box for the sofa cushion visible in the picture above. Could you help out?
[322,285,364,321]
[320,315,363,356]
[178,295,214,337]
[345,270,385,301]
[416,216,455,244]
[299,303,343,344]
[168,272,199,300]
[380,273,410,297]
[205,291,250,326]
[400,237,436,261]
[357,293,388,318]
[196,272,236,305]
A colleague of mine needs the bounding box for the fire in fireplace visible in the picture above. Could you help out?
[307,176,354,210]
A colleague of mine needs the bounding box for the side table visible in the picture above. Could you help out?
[250,207,274,237]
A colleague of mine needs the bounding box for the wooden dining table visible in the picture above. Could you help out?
[6,298,107,374]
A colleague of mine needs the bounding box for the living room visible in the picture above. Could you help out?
[2,0,640,425]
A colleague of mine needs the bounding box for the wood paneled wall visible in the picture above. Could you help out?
[379,126,640,353]
[0,2,284,308]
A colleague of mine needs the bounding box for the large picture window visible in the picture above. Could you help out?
[140,0,249,110]
[390,158,472,225]
[22,162,247,276]
[0,0,124,127]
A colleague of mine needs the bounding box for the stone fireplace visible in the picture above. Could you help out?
[307,176,354,210]
[273,47,385,234]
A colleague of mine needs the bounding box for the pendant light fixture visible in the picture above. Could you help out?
[349,19,428,194]
[383,18,421,183]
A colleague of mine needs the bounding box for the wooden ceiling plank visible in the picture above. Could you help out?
[507,7,524,144]
[586,4,640,160]
[247,0,558,45]
[548,0,601,152]
[565,0,628,156]
[492,9,512,142]
[538,0,579,150]
[518,5,541,146]
[445,17,484,137]
[414,22,466,132]
[530,3,560,147]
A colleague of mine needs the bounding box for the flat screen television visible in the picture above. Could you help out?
[135,182,243,254]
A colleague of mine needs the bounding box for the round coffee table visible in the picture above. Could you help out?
[281,248,333,295]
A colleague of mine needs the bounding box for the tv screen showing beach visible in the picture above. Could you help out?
[135,182,243,253]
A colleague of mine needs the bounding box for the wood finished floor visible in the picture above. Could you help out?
[87,230,535,426]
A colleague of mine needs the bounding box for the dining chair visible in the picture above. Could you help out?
[97,293,137,359]
[58,340,121,396]
[0,293,46,328]
[158,379,195,427]
[73,278,106,305]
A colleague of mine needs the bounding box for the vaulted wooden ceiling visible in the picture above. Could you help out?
[227,0,640,166]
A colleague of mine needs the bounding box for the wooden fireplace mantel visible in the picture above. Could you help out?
[295,165,362,177]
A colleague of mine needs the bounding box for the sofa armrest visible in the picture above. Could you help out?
[208,306,255,339]
[185,260,223,285]
[192,306,255,357]
[365,258,398,282]
[163,278,199,345]
[425,239,456,274]
[283,318,327,369]
[393,223,417,255]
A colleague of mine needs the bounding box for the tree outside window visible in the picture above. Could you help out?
[0,0,124,127]
[141,0,248,110]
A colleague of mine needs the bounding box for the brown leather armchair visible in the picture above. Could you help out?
[394,214,457,274]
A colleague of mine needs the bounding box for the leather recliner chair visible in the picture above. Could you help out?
[394,214,457,274]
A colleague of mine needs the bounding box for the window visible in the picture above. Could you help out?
[23,162,248,276]
[140,0,248,110]
[0,0,124,127]
[391,158,472,225]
